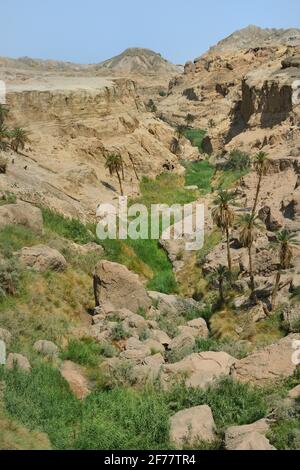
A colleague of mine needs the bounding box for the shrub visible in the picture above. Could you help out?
[110,323,129,341]
[146,99,157,113]
[0,191,17,206]
[224,149,251,171]
[0,258,22,299]
[159,91,167,97]
[183,88,198,101]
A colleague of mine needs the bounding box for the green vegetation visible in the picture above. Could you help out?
[42,208,95,245]
[224,149,251,171]
[183,160,214,194]
[0,362,275,450]
[60,338,102,367]
[183,128,206,152]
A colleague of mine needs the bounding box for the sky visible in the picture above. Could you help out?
[1,0,300,65]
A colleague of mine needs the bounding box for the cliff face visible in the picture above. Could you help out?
[241,65,300,127]
[6,78,141,127]
[2,75,197,221]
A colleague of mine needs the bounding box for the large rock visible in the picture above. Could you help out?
[168,333,195,353]
[162,352,236,390]
[6,353,31,372]
[147,291,199,316]
[0,203,43,234]
[187,318,209,338]
[233,334,300,386]
[19,245,67,272]
[170,405,217,448]
[225,419,272,451]
[0,328,12,345]
[60,361,91,400]
[33,340,59,357]
[93,260,151,313]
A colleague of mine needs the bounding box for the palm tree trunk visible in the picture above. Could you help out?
[271,271,281,310]
[219,278,224,305]
[248,244,256,302]
[116,169,124,196]
[121,158,125,181]
[252,173,262,216]
[226,226,232,273]
[129,155,140,181]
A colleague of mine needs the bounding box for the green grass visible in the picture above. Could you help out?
[214,169,249,191]
[183,128,206,153]
[0,225,39,257]
[183,160,215,194]
[60,338,102,367]
[42,208,96,245]
[0,363,271,450]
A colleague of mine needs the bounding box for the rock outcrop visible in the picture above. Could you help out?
[233,334,300,385]
[170,405,217,448]
[93,260,151,313]
[19,245,67,272]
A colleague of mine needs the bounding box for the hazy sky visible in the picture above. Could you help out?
[1,0,300,64]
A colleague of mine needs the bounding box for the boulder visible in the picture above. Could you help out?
[149,329,171,347]
[170,405,217,448]
[168,333,195,353]
[93,260,151,313]
[148,291,199,316]
[143,339,165,355]
[6,353,31,372]
[60,361,91,400]
[33,340,59,357]
[120,338,151,363]
[187,318,209,338]
[233,334,300,386]
[19,245,67,272]
[288,384,300,400]
[132,354,165,384]
[162,352,236,390]
[0,328,12,345]
[225,419,271,451]
[230,432,276,450]
[0,202,43,234]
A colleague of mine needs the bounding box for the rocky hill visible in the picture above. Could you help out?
[209,25,300,53]
[95,47,181,75]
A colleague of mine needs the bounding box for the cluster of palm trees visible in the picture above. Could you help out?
[0,104,30,154]
[211,151,299,310]
[105,152,140,196]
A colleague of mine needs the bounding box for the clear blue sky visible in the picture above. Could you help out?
[1,0,300,64]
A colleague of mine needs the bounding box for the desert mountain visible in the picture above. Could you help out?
[95,47,181,75]
[209,25,300,53]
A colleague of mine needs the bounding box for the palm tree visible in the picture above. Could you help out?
[239,213,260,300]
[212,190,235,272]
[185,114,195,127]
[0,124,10,151]
[271,229,300,309]
[0,104,8,125]
[176,124,186,141]
[252,151,270,216]
[10,127,30,153]
[211,264,231,306]
[105,153,124,195]
[170,137,181,155]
